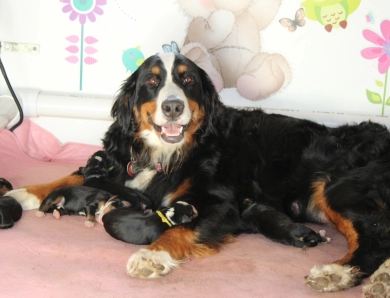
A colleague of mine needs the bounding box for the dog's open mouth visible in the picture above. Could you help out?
[151,119,190,144]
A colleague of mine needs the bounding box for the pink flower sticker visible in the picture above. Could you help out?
[361,20,390,74]
[61,0,106,25]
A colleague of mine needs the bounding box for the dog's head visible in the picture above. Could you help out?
[83,150,108,180]
[163,201,198,225]
[0,178,13,196]
[109,53,222,158]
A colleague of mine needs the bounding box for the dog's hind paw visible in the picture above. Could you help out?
[362,259,390,297]
[305,264,359,292]
[52,209,61,219]
[84,220,94,228]
[126,248,180,278]
[35,210,45,217]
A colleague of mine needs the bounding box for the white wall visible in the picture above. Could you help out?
[1,0,390,145]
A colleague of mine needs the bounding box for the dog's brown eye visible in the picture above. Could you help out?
[147,77,159,86]
[183,75,193,85]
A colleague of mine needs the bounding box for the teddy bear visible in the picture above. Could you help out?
[178,0,291,101]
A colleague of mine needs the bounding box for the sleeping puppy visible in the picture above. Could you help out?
[0,178,22,229]
[36,185,130,227]
[240,198,329,247]
[102,201,198,245]
[82,150,152,210]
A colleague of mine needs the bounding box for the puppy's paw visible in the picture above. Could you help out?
[305,264,359,292]
[52,209,61,219]
[35,210,45,217]
[362,259,390,297]
[126,248,181,278]
[289,223,329,248]
[84,220,94,228]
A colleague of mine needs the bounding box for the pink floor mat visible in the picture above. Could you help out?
[0,121,364,297]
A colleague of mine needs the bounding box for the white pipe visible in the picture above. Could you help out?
[37,92,113,120]
[0,95,18,129]
[16,89,114,121]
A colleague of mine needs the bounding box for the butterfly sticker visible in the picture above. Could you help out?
[279,8,306,32]
[365,11,375,24]
[162,41,180,54]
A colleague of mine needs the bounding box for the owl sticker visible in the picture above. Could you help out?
[301,0,361,32]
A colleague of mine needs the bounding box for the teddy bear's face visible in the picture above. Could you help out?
[178,0,252,18]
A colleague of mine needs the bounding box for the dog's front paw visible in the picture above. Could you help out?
[126,248,180,278]
[305,264,359,292]
[362,259,390,297]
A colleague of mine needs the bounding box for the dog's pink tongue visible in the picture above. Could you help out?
[162,123,181,136]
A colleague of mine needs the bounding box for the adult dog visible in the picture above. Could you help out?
[6,53,390,295]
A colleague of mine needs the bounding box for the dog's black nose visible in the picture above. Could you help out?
[161,99,184,119]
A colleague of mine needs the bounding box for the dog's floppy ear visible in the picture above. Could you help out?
[198,66,224,133]
[111,69,140,136]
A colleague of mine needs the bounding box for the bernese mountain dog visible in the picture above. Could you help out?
[6,52,390,295]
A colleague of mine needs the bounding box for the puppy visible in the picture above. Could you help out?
[0,178,22,229]
[36,186,130,227]
[102,201,198,245]
[240,198,329,247]
[82,150,152,210]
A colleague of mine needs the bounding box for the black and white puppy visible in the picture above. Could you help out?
[240,198,329,247]
[36,186,130,227]
[0,178,22,229]
[36,151,151,227]
[82,150,152,210]
[102,201,198,244]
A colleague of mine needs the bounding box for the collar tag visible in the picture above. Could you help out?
[127,161,136,176]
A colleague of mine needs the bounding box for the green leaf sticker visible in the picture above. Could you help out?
[386,97,390,106]
[366,89,382,104]
[375,80,384,87]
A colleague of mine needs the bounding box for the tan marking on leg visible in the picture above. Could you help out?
[148,226,220,260]
[164,178,191,206]
[23,174,84,203]
[311,181,359,264]
[39,195,65,213]
[97,200,106,212]
[85,214,95,223]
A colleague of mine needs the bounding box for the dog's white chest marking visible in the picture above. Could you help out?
[125,169,157,191]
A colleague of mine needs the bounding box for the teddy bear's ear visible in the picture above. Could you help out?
[180,42,223,92]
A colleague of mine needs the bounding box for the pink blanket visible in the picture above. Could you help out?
[0,120,363,297]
